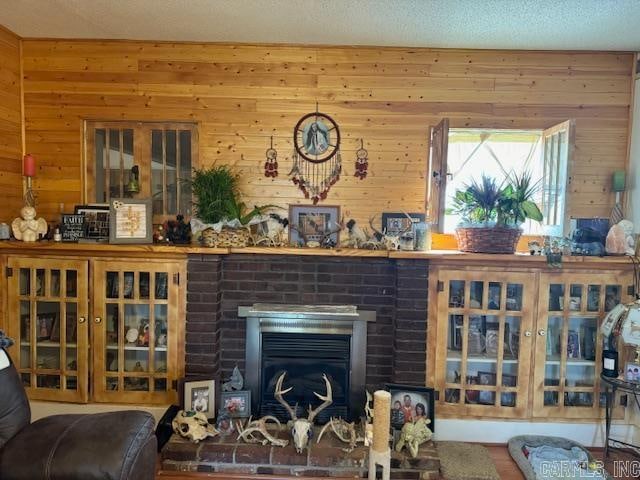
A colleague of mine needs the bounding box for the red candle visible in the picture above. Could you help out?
[23,153,36,177]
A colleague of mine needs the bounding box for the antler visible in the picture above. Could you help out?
[307,374,333,423]
[237,416,288,447]
[368,214,384,241]
[274,372,298,421]
[288,224,309,245]
[399,211,415,236]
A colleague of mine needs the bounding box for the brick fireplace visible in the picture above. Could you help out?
[184,254,429,392]
[165,253,434,477]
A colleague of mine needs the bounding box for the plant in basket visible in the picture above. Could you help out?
[452,172,543,253]
[188,165,277,247]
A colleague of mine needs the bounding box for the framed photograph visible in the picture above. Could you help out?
[385,383,435,433]
[567,330,581,359]
[184,380,216,419]
[36,315,55,341]
[289,204,341,247]
[74,204,110,241]
[381,213,425,250]
[109,198,153,244]
[624,362,640,382]
[220,390,251,418]
[500,373,517,407]
[477,371,496,405]
[449,314,463,351]
[216,410,236,435]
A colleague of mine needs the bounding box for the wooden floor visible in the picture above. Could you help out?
[158,444,638,479]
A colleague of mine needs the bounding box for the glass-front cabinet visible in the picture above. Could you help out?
[435,270,534,417]
[432,265,634,421]
[533,272,634,419]
[92,260,184,404]
[4,255,184,405]
[7,257,89,402]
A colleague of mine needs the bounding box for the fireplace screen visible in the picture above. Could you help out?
[260,332,350,423]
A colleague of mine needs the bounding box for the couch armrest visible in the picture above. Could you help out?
[0,411,156,480]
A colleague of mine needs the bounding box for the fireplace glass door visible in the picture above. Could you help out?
[260,332,351,423]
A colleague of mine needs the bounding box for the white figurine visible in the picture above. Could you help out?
[11,206,47,242]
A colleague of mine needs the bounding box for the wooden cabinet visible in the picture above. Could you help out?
[431,264,634,421]
[92,259,185,404]
[532,272,632,420]
[4,254,185,405]
[7,257,90,402]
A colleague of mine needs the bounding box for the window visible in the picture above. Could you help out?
[86,122,197,218]
[427,119,573,236]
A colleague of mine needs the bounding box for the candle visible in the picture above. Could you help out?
[612,170,625,193]
[23,154,36,177]
[372,390,391,453]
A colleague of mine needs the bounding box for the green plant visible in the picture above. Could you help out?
[497,171,543,226]
[190,165,277,225]
[451,175,504,224]
[452,171,543,227]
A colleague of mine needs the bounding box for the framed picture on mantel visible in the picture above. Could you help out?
[109,198,153,244]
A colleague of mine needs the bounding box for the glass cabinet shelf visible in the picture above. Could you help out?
[446,351,519,364]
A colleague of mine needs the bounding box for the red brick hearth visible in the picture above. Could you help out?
[162,429,439,479]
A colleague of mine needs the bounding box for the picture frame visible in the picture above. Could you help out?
[477,371,496,405]
[109,198,153,244]
[184,379,216,419]
[385,383,435,433]
[74,204,110,241]
[36,315,55,341]
[288,204,341,247]
[500,373,517,407]
[624,362,640,382]
[381,212,425,250]
[567,330,581,359]
[220,390,251,418]
[60,214,85,242]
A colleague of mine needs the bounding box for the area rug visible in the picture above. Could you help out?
[436,442,500,480]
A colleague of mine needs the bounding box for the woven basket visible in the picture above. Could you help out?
[201,227,249,248]
[455,226,522,254]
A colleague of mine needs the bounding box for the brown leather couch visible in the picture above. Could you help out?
[0,348,157,480]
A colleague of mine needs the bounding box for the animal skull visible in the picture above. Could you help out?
[172,410,219,443]
[275,372,333,453]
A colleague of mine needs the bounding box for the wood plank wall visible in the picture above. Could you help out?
[18,40,634,225]
[0,27,22,223]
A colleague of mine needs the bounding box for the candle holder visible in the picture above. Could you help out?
[12,154,47,242]
[24,176,35,208]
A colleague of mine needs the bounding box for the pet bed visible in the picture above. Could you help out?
[507,435,611,480]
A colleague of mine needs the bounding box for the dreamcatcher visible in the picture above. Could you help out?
[289,108,342,204]
[264,136,278,178]
[354,139,368,179]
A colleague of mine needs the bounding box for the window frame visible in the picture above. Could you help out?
[427,118,574,236]
[84,121,198,222]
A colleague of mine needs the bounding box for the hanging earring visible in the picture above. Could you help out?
[264,136,278,178]
[354,139,368,179]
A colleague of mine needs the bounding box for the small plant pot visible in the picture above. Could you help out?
[455,226,522,254]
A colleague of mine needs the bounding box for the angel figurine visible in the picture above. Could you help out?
[12,206,47,242]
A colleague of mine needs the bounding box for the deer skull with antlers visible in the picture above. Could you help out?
[275,372,333,453]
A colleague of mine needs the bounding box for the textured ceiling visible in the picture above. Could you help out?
[1,0,640,50]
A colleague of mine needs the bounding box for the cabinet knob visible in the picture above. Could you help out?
[94,317,102,324]
[538,329,546,336]
[524,331,532,337]
[78,317,86,324]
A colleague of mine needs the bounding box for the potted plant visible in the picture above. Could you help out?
[452,172,543,253]
[189,165,276,247]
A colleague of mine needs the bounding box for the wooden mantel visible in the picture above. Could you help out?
[0,241,634,269]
